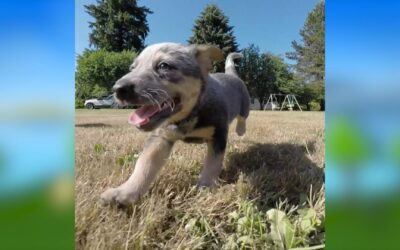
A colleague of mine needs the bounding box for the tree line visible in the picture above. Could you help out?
[76,0,325,111]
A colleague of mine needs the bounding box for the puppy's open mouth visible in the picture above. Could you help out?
[128,97,181,130]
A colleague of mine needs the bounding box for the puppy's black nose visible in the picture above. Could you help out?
[113,78,132,92]
[113,79,136,102]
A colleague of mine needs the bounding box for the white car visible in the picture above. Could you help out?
[84,94,121,109]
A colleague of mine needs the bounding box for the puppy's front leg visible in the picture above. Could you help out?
[101,135,174,206]
[198,130,227,187]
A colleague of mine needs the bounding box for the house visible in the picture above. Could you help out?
[249,97,261,110]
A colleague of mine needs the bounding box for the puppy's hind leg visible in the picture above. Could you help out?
[235,116,246,136]
[101,135,174,206]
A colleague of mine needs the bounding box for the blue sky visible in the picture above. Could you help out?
[326,0,400,117]
[75,0,320,60]
[327,0,400,86]
[0,0,74,108]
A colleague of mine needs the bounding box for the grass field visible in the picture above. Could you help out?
[75,109,325,249]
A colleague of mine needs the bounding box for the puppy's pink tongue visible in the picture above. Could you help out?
[129,105,160,126]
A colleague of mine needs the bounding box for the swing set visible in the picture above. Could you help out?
[263,94,302,111]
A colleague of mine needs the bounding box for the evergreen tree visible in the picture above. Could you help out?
[287,1,325,110]
[85,0,152,52]
[188,4,238,72]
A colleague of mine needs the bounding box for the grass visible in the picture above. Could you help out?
[75,109,325,249]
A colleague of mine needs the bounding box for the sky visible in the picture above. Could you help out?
[0,0,74,108]
[75,0,320,60]
[326,0,400,86]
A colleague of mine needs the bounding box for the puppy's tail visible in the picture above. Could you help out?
[225,52,243,76]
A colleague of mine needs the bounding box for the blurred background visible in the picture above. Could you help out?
[0,0,400,249]
[326,0,400,249]
[0,0,74,249]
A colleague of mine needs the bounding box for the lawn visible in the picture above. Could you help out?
[75,109,325,249]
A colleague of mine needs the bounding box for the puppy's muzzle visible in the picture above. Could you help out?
[112,77,182,131]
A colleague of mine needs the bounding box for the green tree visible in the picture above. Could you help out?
[85,0,152,52]
[188,4,238,72]
[287,1,325,110]
[260,53,281,105]
[270,56,296,95]
[75,49,136,106]
[237,45,265,109]
[238,45,287,110]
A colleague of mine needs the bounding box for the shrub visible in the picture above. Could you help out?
[75,49,136,107]
[75,98,85,109]
[91,84,108,98]
[309,101,321,111]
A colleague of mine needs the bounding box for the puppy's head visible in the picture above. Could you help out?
[113,43,223,131]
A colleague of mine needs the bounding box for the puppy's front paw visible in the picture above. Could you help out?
[100,187,119,206]
[100,187,138,207]
[197,179,217,188]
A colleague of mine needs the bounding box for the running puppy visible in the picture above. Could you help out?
[101,43,250,206]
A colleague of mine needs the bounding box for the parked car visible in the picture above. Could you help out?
[84,94,123,109]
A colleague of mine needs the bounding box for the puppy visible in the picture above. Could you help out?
[101,43,250,206]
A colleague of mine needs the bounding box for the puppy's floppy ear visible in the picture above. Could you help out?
[196,45,224,62]
[190,44,224,76]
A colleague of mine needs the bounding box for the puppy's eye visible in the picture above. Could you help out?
[158,62,173,71]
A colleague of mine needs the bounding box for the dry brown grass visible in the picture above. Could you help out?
[75,109,325,249]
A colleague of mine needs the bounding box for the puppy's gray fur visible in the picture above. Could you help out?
[101,43,250,206]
